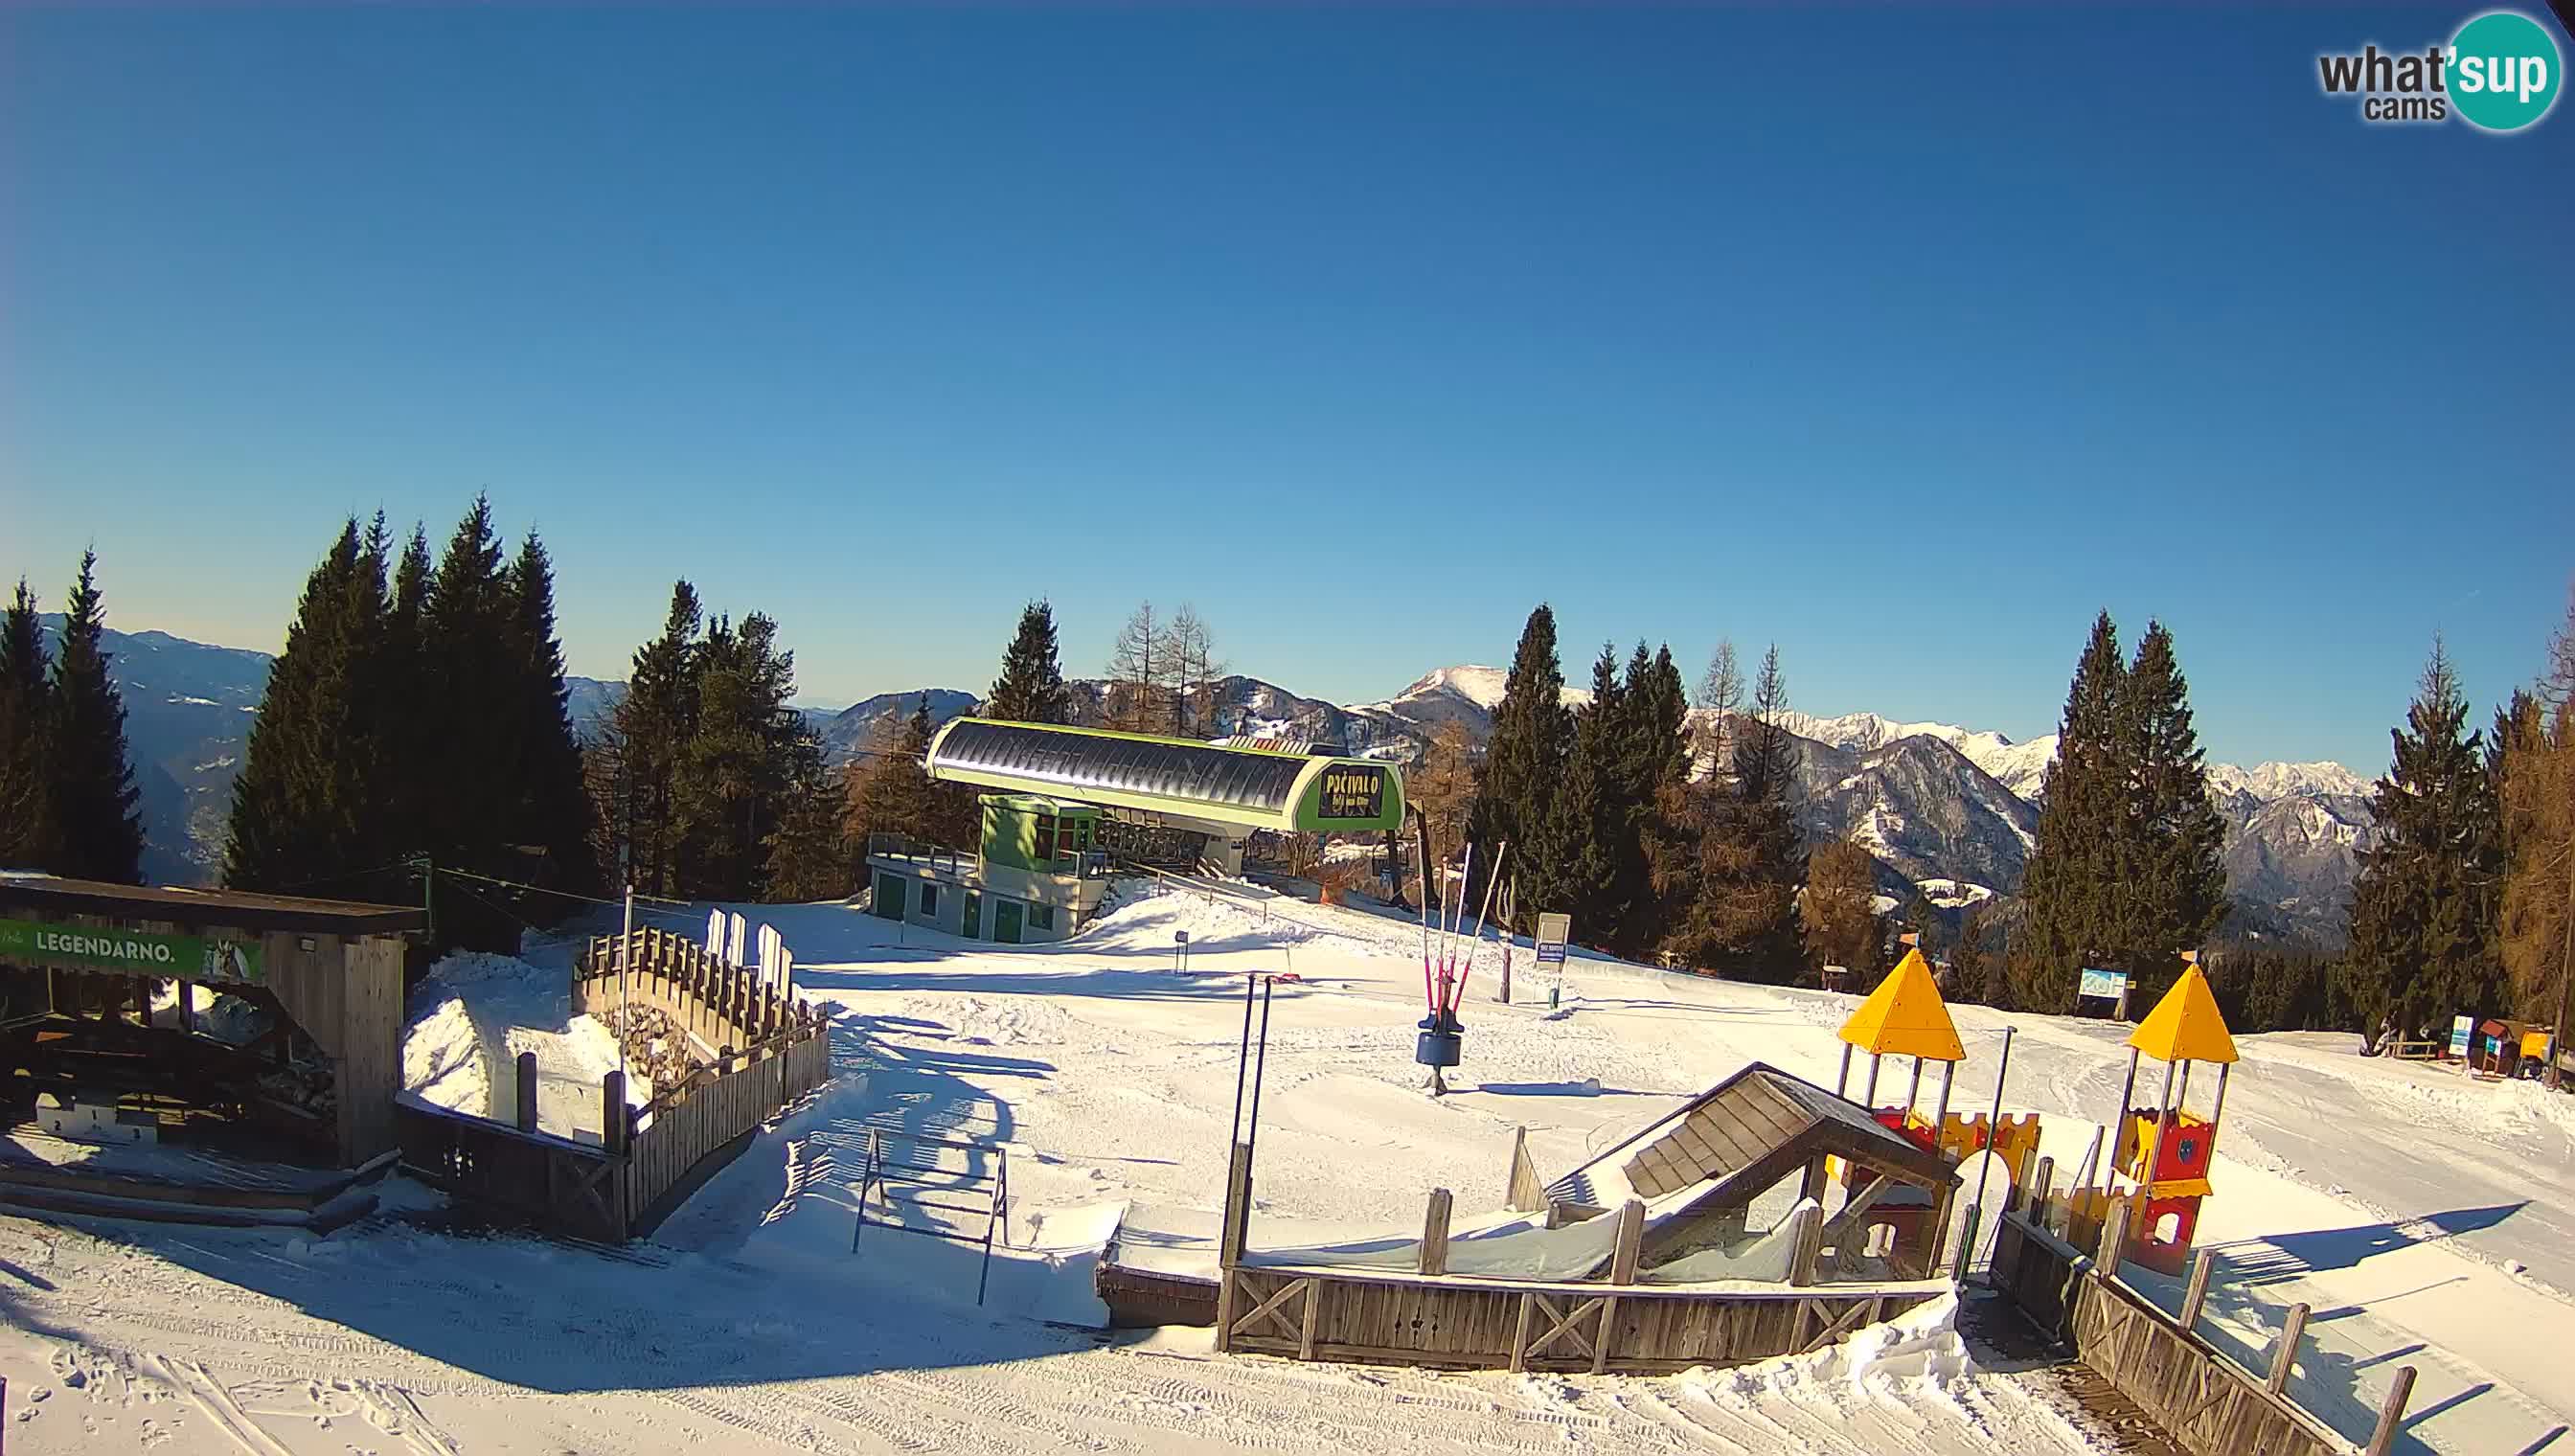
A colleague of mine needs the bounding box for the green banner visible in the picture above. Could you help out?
[0,918,263,984]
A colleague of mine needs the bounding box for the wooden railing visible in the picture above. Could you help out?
[574,924,826,1056]
[398,928,833,1242]
[394,1093,628,1244]
[1991,1195,2410,1456]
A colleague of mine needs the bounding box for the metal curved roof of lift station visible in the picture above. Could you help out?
[923,719,1406,834]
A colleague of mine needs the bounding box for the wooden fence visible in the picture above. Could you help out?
[394,1094,629,1243]
[1992,1194,2416,1456]
[574,924,825,1056]
[397,929,832,1242]
[1217,1263,1942,1374]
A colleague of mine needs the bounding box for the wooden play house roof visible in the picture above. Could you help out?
[2129,964,2237,1065]
[1837,948,1963,1062]
[1549,1063,1957,1212]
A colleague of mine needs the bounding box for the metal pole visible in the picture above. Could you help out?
[1835,1042,1855,1098]
[2551,846,2575,1091]
[2205,1062,2232,1161]
[1861,1054,1882,1107]
[1904,1055,1926,1119]
[1963,1027,2015,1277]
[619,884,634,1083]
[1932,1058,1956,1131]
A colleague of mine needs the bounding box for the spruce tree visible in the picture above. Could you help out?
[1804,839,1887,981]
[987,601,1071,724]
[2339,642,2507,1040]
[674,612,803,898]
[225,520,386,891]
[605,581,704,896]
[0,580,60,869]
[1468,604,1571,920]
[1532,645,1627,937]
[47,551,146,882]
[2012,611,2129,1010]
[504,531,600,895]
[762,728,849,900]
[2112,623,2229,1009]
[420,494,516,871]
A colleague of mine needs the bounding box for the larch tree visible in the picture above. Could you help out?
[1167,603,1224,738]
[1407,719,1478,878]
[1105,602,1173,736]
[2497,585,2575,1047]
[987,601,1071,724]
[46,551,146,883]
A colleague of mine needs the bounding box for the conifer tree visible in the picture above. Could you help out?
[1948,897,2001,1006]
[2339,642,2507,1039]
[1804,839,1887,981]
[47,551,146,882]
[1533,645,1627,936]
[2012,612,2129,1009]
[1664,644,1804,980]
[1468,604,1572,921]
[225,520,390,891]
[673,612,803,898]
[987,601,1071,724]
[762,730,849,901]
[0,580,60,869]
[504,531,600,895]
[2498,586,2575,1044]
[2112,622,2229,1009]
[420,495,515,873]
[604,581,704,896]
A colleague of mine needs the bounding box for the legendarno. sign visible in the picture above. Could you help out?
[0,918,264,984]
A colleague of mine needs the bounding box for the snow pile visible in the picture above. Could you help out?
[403,996,489,1113]
[1707,1292,1973,1395]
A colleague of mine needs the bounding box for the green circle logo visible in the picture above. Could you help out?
[2450,11,2563,131]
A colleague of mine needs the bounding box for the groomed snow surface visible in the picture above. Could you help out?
[4,883,2571,1454]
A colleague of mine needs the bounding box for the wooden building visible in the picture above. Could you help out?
[0,876,422,1170]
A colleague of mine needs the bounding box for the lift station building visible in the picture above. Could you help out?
[863,720,1406,944]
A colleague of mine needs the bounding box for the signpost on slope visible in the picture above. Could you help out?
[2449,1013,2474,1061]
[2077,967,2131,1021]
[1535,912,1571,1011]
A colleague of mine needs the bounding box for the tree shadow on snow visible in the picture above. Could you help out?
[2205,1204,2527,1285]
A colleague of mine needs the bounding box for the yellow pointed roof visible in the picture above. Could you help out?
[2128,964,2238,1065]
[1838,949,1964,1061]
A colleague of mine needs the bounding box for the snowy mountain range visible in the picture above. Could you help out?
[53,628,2375,944]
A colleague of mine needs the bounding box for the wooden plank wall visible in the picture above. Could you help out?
[624,1029,828,1226]
[0,906,406,1168]
[334,937,405,1162]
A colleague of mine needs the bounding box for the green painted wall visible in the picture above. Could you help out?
[1291,760,1405,832]
[979,794,1100,873]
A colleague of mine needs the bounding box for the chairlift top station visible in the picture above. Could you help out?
[924,719,1407,837]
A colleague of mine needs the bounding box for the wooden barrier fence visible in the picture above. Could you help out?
[1991,1194,2415,1456]
[398,929,832,1242]
[574,925,825,1055]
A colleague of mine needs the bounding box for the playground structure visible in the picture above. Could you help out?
[2097,958,2235,1275]
[1832,948,2042,1272]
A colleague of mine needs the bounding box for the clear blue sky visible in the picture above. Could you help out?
[4,6,2568,770]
